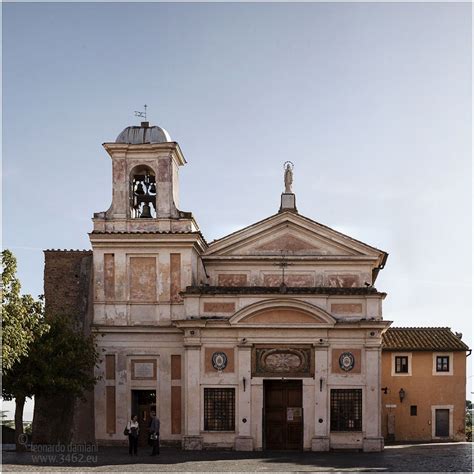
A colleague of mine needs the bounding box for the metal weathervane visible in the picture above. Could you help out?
[134,104,148,120]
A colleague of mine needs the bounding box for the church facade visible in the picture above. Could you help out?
[90,120,390,452]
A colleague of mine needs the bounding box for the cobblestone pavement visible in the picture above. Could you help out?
[2,442,472,472]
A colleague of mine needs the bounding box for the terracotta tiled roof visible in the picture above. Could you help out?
[382,327,470,352]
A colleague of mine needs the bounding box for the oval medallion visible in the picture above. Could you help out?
[339,352,355,372]
[212,351,228,370]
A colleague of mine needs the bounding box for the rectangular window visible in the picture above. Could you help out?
[436,356,449,372]
[330,389,362,432]
[410,405,417,416]
[395,356,409,373]
[204,388,235,431]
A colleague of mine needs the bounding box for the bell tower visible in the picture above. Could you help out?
[89,119,206,330]
[93,121,197,233]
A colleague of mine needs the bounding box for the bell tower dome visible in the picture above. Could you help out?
[93,121,198,233]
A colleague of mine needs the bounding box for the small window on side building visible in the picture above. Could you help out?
[410,405,417,416]
[436,356,449,372]
[395,356,409,373]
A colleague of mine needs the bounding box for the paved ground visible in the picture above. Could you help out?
[2,442,472,472]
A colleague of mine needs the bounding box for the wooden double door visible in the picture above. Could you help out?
[264,380,303,450]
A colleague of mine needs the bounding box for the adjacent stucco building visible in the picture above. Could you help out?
[381,327,469,442]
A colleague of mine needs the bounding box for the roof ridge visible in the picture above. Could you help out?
[388,326,451,330]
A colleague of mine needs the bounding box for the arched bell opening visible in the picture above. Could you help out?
[130,165,157,219]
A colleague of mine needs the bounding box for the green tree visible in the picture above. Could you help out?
[466,400,472,442]
[2,250,49,450]
[3,314,100,449]
[2,250,100,450]
[2,250,47,371]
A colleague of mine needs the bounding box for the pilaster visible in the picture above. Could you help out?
[312,345,329,451]
[363,346,384,452]
[235,344,253,451]
[183,343,203,450]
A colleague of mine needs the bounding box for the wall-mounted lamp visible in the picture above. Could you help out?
[243,377,247,392]
[399,388,405,403]
[319,377,324,392]
[381,387,388,395]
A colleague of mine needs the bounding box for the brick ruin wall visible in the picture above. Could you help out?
[32,250,95,444]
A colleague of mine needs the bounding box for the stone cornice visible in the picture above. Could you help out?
[102,141,186,166]
[202,255,380,263]
[183,285,386,297]
[89,231,207,252]
[90,325,183,334]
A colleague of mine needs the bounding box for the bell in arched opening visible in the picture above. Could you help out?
[130,165,157,218]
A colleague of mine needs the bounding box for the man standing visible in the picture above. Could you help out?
[149,409,160,456]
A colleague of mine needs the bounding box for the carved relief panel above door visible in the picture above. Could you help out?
[252,345,313,378]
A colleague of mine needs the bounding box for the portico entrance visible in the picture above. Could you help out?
[263,380,303,450]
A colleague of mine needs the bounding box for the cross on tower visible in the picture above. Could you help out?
[274,250,292,288]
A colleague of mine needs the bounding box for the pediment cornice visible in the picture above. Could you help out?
[204,211,387,268]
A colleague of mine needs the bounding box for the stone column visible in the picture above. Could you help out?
[235,345,253,451]
[363,347,384,452]
[312,345,330,451]
[182,344,202,450]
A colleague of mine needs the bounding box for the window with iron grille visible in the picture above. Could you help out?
[436,356,449,372]
[410,405,417,416]
[330,389,362,432]
[204,388,235,431]
[395,356,409,373]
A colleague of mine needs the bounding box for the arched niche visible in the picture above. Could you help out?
[229,298,336,327]
[130,165,156,219]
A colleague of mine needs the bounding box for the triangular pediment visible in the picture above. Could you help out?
[205,211,386,263]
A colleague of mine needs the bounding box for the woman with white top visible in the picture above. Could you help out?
[126,414,139,455]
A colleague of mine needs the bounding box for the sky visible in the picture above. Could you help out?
[2,2,472,420]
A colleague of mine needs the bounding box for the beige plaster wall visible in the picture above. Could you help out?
[91,245,200,326]
[94,331,184,445]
